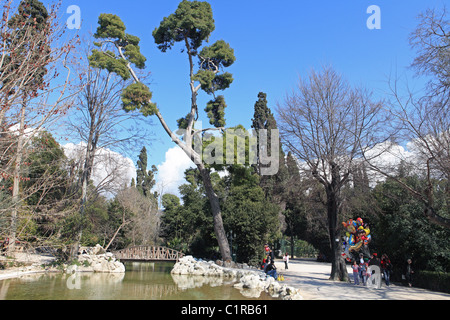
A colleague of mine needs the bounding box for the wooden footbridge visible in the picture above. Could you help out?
[113,246,184,262]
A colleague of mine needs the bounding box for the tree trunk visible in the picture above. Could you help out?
[118,39,232,261]
[73,111,98,259]
[290,234,295,258]
[199,164,231,261]
[8,105,26,255]
[73,142,93,258]
[105,210,128,251]
[424,206,450,229]
[327,184,349,282]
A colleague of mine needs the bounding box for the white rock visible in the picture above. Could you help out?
[171,257,303,300]
[66,245,126,274]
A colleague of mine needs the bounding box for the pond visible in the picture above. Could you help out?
[0,262,276,300]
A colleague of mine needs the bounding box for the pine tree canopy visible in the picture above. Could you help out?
[90,13,154,117]
[6,0,50,93]
[9,0,49,31]
[93,14,147,70]
[194,70,234,95]
[152,0,215,53]
[94,13,126,40]
[121,83,157,116]
[205,95,227,127]
[88,50,131,80]
[194,40,235,94]
[199,40,236,68]
[176,113,192,130]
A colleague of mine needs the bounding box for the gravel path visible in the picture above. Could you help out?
[274,258,450,300]
[0,253,56,280]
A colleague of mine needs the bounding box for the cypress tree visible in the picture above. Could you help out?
[136,147,157,199]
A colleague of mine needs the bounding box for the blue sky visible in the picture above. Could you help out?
[58,0,446,193]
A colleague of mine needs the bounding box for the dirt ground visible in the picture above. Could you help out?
[274,258,450,300]
[0,253,57,280]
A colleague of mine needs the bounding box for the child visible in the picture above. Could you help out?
[359,259,368,286]
[363,259,370,286]
[352,260,360,285]
[283,252,289,270]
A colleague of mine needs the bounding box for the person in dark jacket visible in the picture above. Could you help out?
[405,259,414,287]
[381,254,393,286]
[369,253,380,267]
[265,260,277,279]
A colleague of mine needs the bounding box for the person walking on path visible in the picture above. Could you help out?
[369,253,381,268]
[381,254,392,286]
[359,258,367,286]
[283,253,289,270]
[361,258,370,286]
[405,259,414,287]
[352,260,360,285]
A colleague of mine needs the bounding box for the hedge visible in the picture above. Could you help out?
[412,271,450,294]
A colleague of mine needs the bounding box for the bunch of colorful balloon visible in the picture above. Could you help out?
[341,218,371,261]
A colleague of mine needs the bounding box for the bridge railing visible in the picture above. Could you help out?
[113,246,183,262]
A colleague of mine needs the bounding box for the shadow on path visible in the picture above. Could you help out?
[276,258,450,300]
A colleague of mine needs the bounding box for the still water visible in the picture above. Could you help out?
[0,262,276,300]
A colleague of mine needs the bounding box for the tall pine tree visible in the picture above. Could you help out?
[136,146,157,199]
[251,92,288,204]
[89,1,236,260]
[7,0,51,253]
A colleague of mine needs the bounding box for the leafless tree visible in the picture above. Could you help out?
[362,7,450,229]
[277,66,386,281]
[410,6,450,104]
[64,50,154,255]
[105,186,160,251]
[0,0,80,253]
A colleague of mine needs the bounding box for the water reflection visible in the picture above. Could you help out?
[0,262,275,300]
[171,274,268,299]
[171,274,235,290]
[0,272,127,300]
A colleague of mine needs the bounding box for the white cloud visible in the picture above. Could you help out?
[63,142,136,196]
[9,124,43,138]
[63,142,83,160]
[292,140,423,188]
[156,146,195,196]
[63,143,196,199]
[364,141,414,167]
[361,140,428,184]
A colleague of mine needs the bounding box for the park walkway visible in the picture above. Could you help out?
[274,258,450,300]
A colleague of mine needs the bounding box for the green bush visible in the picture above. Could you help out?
[413,271,450,294]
